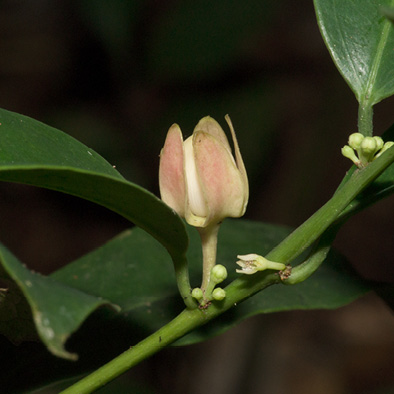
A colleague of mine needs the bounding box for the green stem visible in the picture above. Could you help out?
[283,227,337,285]
[198,224,220,292]
[358,99,373,137]
[172,253,196,309]
[59,271,279,394]
[266,148,393,265]
[63,147,394,394]
[59,308,205,394]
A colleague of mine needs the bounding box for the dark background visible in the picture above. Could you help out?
[0,1,393,393]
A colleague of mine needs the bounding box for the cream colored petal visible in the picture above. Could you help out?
[159,124,186,216]
[184,136,207,217]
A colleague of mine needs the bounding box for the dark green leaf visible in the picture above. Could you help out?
[0,107,188,261]
[0,244,118,360]
[314,0,394,105]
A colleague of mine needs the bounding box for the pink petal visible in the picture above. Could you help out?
[193,131,246,224]
[159,124,186,216]
[225,115,249,210]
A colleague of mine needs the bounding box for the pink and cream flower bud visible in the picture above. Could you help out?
[159,115,248,228]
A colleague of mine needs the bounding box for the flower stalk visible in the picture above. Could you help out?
[198,224,220,292]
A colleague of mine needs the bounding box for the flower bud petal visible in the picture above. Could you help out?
[159,124,186,216]
[159,116,249,228]
[225,115,249,212]
[191,130,246,225]
[193,116,232,153]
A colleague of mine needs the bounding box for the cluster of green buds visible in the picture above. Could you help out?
[191,264,228,306]
[341,133,394,168]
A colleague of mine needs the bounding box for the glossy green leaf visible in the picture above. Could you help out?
[0,243,119,360]
[0,107,188,261]
[314,0,394,105]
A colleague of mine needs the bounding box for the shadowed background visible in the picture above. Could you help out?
[0,1,393,393]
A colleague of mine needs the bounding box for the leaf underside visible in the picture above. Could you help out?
[314,0,394,105]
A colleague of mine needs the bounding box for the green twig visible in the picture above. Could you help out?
[283,227,337,285]
[358,100,374,137]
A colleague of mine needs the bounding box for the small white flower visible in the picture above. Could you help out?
[236,254,286,275]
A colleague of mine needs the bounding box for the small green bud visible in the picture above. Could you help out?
[375,141,394,159]
[212,288,226,301]
[210,264,228,284]
[361,137,377,153]
[348,133,364,149]
[373,136,384,152]
[191,287,203,301]
[359,137,378,165]
[343,133,393,167]
[341,145,360,166]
